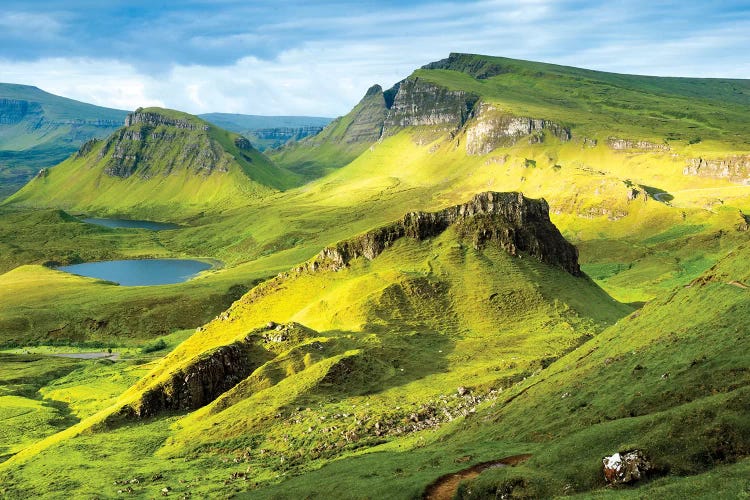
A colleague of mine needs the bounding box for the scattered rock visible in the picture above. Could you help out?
[602,450,652,485]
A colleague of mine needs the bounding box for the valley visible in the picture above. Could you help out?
[0,53,748,498]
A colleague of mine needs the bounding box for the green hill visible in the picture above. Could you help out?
[0,84,128,199]
[4,107,300,218]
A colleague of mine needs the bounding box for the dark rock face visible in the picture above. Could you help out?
[249,126,324,149]
[123,342,254,418]
[124,111,209,131]
[0,98,38,124]
[340,85,389,144]
[306,192,581,276]
[683,156,750,184]
[381,78,478,137]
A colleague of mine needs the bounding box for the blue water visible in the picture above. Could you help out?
[58,259,212,286]
[82,218,181,230]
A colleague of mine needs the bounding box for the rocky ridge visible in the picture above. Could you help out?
[607,137,670,151]
[119,342,257,418]
[303,191,581,276]
[683,156,750,184]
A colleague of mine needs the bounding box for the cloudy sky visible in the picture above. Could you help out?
[1,0,749,116]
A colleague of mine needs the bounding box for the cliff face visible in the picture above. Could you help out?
[306,191,581,276]
[0,98,40,125]
[122,342,257,418]
[124,110,209,131]
[465,102,571,155]
[381,78,478,137]
[607,137,670,151]
[95,110,232,179]
[683,156,750,184]
[340,84,389,143]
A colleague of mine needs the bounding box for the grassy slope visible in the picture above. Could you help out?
[269,86,387,179]
[0,222,631,498]
[4,108,299,218]
[247,243,750,499]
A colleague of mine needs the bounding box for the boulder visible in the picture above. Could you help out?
[602,450,652,485]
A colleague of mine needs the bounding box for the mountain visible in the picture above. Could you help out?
[0,84,128,199]
[4,107,300,218]
[274,52,750,180]
[270,84,391,178]
[199,113,331,151]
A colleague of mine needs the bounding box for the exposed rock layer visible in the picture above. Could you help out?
[465,102,571,154]
[121,342,256,418]
[683,156,750,184]
[306,191,581,276]
[382,78,478,137]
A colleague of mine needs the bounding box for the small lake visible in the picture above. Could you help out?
[58,259,212,286]
[82,218,181,230]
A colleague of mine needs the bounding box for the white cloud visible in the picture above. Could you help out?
[0,1,747,117]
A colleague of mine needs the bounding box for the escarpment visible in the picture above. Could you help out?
[381,78,478,137]
[465,102,571,154]
[120,342,259,418]
[306,192,581,276]
[683,156,750,184]
[0,98,40,124]
[124,110,209,131]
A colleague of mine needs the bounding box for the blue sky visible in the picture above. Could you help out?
[1,0,748,116]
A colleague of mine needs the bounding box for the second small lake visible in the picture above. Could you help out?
[58,259,212,286]
[82,218,181,230]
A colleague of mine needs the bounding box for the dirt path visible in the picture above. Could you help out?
[423,454,532,500]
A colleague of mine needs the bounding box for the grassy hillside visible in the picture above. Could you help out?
[0,83,128,198]
[4,108,300,218]
[0,196,633,497]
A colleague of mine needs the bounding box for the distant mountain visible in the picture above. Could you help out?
[0,84,128,198]
[199,113,331,151]
[5,107,299,218]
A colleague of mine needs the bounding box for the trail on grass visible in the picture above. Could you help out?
[422,454,532,500]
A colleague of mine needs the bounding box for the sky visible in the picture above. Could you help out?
[1,0,749,117]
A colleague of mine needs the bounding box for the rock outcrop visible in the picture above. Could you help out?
[96,110,234,179]
[124,110,209,131]
[607,137,669,151]
[381,78,478,137]
[465,102,571,154]
[683,156,750,184]
[121,342,256,418]
[305,192,581,276]
[249,126,325,149]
